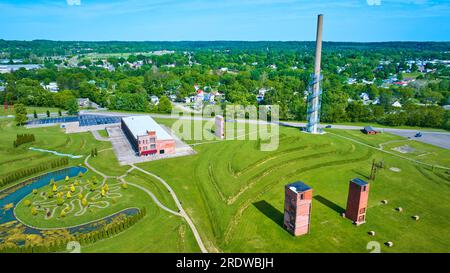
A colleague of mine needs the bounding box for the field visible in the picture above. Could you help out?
[132,119,450,253]
[0,119,199,252]
[1,117,450,253]
[0,106,61,117]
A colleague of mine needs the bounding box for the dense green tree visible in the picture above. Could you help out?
[14,103,27,126]
[157,96,172,113]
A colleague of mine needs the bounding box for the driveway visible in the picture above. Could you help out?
[106,126,137,165]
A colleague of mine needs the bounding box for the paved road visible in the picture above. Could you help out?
[91,130,109,142]
[83,110,450,150]
[279,121,450,150]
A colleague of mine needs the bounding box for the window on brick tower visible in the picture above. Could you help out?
[300,193,304,200]
[358,215,365,222]
[360,208,366,214]
[363,186,367,192]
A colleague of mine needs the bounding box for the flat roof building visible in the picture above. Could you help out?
[121,116,176,156]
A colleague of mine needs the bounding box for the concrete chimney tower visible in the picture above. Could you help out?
[306,14,324,134]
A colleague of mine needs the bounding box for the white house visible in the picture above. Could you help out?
[392,101,402,108]
[360,93,370,102]
[168,94,177,102]
[150,95,159,105]
[347,78,357,85]
[42,82,59,93]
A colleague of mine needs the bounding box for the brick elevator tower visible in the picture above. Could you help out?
[345,178,370,225]
[284,182,313,236]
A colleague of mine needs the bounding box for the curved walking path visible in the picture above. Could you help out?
[91,130,110,142]
[131,165,208,253]
[122,178,181,216]
[83,149,208,253]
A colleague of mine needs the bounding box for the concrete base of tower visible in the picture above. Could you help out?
[301,127,326,135]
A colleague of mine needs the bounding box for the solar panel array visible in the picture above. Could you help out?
[78,115,122,127]
[27,115,122,127]
[27,116,79,125]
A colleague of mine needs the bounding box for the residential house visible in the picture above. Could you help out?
[392,101,402,108]
[150,96,159,105]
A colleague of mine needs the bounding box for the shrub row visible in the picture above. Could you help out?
[0,158,69,187]
[0,208,147,253]
[76,208,147,246]
[13,134,36,148]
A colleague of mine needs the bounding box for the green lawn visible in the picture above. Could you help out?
[0,120,111,189]
[0,119,199,252]
[381,140,450,167]
[88,149,130,176]
[14,176,144,229]
[97,129,109,138]
[326,128,406,147]
[0,106,62,116]
[1,118,450,253]
[132,119,450,253]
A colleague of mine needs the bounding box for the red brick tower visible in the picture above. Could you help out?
[284,182,313,236]
[345,178,370,225]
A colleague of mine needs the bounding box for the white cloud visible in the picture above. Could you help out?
[367,0,381,5]
[67,0,81,6]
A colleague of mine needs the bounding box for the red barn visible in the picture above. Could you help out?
[283,182,313,236]
[345,178,370,225]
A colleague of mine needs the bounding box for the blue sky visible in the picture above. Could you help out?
[0,0,449,41]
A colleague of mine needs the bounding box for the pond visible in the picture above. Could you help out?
[0,166,139,243]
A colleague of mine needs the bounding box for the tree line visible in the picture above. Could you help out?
[0,158,69,187]
[13,133,35,147]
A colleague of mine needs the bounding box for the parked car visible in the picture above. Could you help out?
[415,132,422,138]
[325,125,332,129]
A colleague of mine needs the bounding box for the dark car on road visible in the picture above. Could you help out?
[415,132,422,138]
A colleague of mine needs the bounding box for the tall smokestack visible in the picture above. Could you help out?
[306,14,324,134]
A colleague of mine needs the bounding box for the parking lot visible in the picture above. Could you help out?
[106,125,196,165]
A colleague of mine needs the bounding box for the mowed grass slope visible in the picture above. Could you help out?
[0,120,111,188]
[0,120,200,253]
[2,118,449,253]
[135,120,450,253]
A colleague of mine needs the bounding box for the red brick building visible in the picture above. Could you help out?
[121,116,176,156]
[345,178,370,225]
[283,182,313,236]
